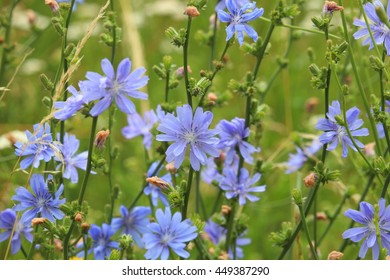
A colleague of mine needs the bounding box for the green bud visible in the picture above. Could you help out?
[59,203,73,216]
[119,234,133,250]
[307,47,316,63]
[109,249,121,260]
[100,33,113,47]
[162,55,173,70]
[334,115,344,126]
[52,21,65,36]
[169,80,180,89]
[153,65,166,79]
[111,146,119,159]
[95,158,106,168]
[112,185,120,200]
[369,55,385,72]
[165,27,185,47]
[40,74,54,91]
[190,213,205,233]
[292,188,303,206]
[42,96,52,108]
[269,221,293,248]
[309,64,321,76]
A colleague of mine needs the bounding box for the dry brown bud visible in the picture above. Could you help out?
[327,251,344,260]
[81,222,90,231]
[304,172,318,188]
[94,129,110,149]
[32,217,47,226]
[176,66,192,78]
[74,212,83,222]
[165,162,176,173]
[218,251,229,260]
[146,176,170,190]
[208,93,218,102]
[54,239,63,251]
[304,97,319,114]
[185,6,200,17]
[221,205,231,215]
[316,212,328,221]
[208,247,215,255]
[323,1,344,14]
[187,242,195,251]
[45,0,59,12]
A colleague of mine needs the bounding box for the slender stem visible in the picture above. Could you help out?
[182,167,194,220]
[194,236,212,260]
[209,11,218,70]
[339,0,383,155]
[298,203,318,259]
[183,17,193,107]
[224,198,237,252]
[63,220,75,259]
[165,71,170,102]
[253,24,275,79]
[379,50,390,155]
[380,174,390,198]
[211,189,223,216]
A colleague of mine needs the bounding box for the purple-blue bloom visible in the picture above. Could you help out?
[12,174,65,222]
[122,110,158,150]
[315,101,369,158]
[203,220,250,259]
[215,0,250,11]
[219,167,266,205]
[0,209,33,255]
[80,58,148,116]
[88,223,119,260]
[144,161,171,207]
[353,0,390,55]
[217,0,264,46]
[217,117,259,164]
[55,133,89,184]
[142,208,198,260]
[111,206,151,248]
[201,153,239,184]
[156,104,219,171]
[14,123,57,169]
[285,138,322,174]
[54,86,86,121]
[342,198,390,259]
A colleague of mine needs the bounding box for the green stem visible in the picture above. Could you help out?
[224,199,237,252]
[165,70,170,102]
[379,50,390,156]
[182,167,194,220]
[298,203,318,259]
[183,17,193,107]
[209,11,218,70]
[194,236,212,260]
[380,173,390,198]
[339,0,383,156]
[253,24,275,79]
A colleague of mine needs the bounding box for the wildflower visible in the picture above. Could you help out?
[215,0,250,12]
[217,117,259,164]
[315,101,369,158]
[219,167,266,205]
[54,86,86,121]
[0,209,33,254]
[55,133,89,184]
[80,58,149,116]
[342,198,390,259]
[285,138,322,174]
[156,104,219,171]
[122,110,158,150]
[217,0,264,46]
[12,174,65,222]
[144,162,172,207]
[14,123,57,169]
[353,1,390,55]
[142,208,198,260]
[88,223,119,260]
[111,206,151,248]
[203,220,250,259]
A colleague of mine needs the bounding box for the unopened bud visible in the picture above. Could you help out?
[208,92,217,103]
[74,212,83,222]
[54,239,63,251]
[322,1,344,16]
[176,66,192,78]
[221,205,231,215]
[185,6,200,17]
[316,212,328,221]
[304,173,318,188]
[208,247,215,255]
[146,176,170,190]
[218,251,229,260]
[94,129,110,149]
[32,217,47,226]
[327,250,343,260]
[187,242,195,250]
[27,10,37,25]
[165,162,176,173]
[81,222,90,232]
[45,0,59,12]
[305,97,319,114]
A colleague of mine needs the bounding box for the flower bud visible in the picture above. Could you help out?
[146,176,170,190]
[165,162,177,173]
[221,205,231,215]
[218,251,229,260]
[94,129,110,149]
[327,250,343,260]
[176,66,192,78]
[364,142,376,157]
[74,212,83,223]
[45,0,59,12]
[292,188,303,206]
[185,6,200,18]
[304,172,318,188]
[322,1,344,17]
[81,222,90,233]
[316,212,328,221]
[305,97,319,114]
[32,217,47,226]
[208,92,217,104]
[54,239,63,251]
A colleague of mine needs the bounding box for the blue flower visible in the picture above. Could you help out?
[219,167,266,205]
[111,206,151,248]
[12,174,65,222]
[217,117,259,164]
[54,86,86,121]
[156,104,219,171]
[80,58,149,116]
[285,138,322,174]
[353,1,390,55]
[55,133,89,184]
[315,100,369,158]
[203,219,250,259]
[217,0,264,46]
[144,162,171,207]
[14,123,57,169]
[88,223,119,260]
[201,154,239,184]
[342,198,390,259]
[122,110,158,150]
[142,208,198,260]
[0,209,33,255]
[215,0,250,11]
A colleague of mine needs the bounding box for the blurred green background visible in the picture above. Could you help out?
[0,0,381,259]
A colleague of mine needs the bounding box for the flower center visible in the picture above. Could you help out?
[36,197,47,208]
[161,230,173,245]
[184,131,197,144]
[110,80,122,97]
